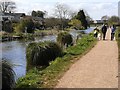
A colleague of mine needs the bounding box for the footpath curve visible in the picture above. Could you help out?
[56,28,118,88]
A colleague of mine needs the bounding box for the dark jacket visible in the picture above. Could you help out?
[102,25,107,33]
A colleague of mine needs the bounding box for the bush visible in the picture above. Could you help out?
[2,20,13,33]
[57,32,73,48]
[26,41,62,70]
[14,17,34,33]
[2,60,15,89]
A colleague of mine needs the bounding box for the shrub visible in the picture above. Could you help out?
[57,32,73,48]
[14,17,34,33]
[2,60,15,89]
[2,20,13,33]
[26,41,62,70]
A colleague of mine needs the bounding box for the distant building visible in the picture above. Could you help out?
[93,20,103,24]
[3,13,25,22]
[118,1,120,18]
[0,12,25,31]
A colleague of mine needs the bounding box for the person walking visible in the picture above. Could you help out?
[111,25,116,41]
[101,24,107,40]
[94,27,98,38]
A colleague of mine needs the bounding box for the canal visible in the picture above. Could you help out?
[1,27,94,80]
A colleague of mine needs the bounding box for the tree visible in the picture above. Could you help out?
[101,15,109,23]
[68,19,82,30]
[2,18,13,33]
[45,17,61,29]
[0,0,16,13]
[75,10,88,29]
[15,17,34,33]
[32,10,37,17]
[54,3,70,30]
[86,15,92,27]
[31,10,45,18]
[69,11,77,19]
[108,16,120,25]
[37,11,45,18]
[24,18,34,33]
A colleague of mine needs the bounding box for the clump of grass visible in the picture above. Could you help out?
[26,41,63,70]
[2,60,15,89]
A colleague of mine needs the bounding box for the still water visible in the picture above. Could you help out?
[1,28,94,80]
[1,35,57,80]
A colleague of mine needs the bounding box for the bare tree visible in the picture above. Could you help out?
[69,10,77,19]
[54,3,68,19]
[0,0,16,13]
[101,15,109,23]
[54,3,70,30]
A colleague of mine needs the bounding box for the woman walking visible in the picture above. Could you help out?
[111,25,116,41]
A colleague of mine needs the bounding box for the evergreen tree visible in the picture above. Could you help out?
[31,10,45,18]
[75,10,88,29]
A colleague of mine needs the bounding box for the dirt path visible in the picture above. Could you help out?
[56,28,118,88]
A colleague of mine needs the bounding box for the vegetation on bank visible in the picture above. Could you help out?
[26,42,63,70]
[57,32,73,48]
[1,30,60,41]
[16,33,97,88]
[2,60,15,89]
[116,27,120,60]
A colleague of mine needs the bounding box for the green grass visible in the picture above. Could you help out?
[116,27,120,61]
[16,33,97,88]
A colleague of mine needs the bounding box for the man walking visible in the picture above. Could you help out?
[101,24,107,40]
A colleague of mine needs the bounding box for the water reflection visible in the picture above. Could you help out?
[35,35,57,42]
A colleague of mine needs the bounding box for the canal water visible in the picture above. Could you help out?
[1,27,94,80]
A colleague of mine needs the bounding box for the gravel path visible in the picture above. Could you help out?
[56,28,118,88]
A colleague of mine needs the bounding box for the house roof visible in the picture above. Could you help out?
[3,13,25,17]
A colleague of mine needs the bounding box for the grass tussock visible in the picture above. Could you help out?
[2,60,15,89]
[26,41,63,70]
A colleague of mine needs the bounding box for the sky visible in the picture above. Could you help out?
[1,0,120,20]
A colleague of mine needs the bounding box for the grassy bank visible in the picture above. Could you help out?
[116,27,120,60]
[16,33,97,88]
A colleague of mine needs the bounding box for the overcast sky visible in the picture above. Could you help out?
[1,0,120,20]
